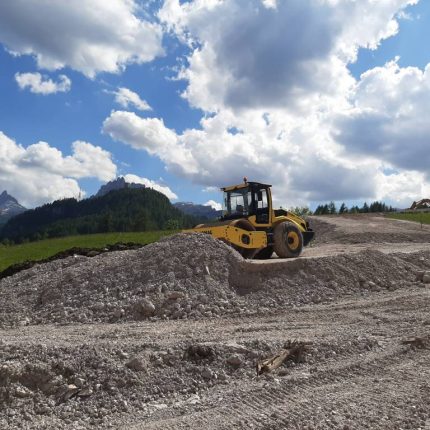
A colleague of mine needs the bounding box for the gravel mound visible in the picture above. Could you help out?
[0,234,241,326]
[243,249,428,310]
[0,233,428,327]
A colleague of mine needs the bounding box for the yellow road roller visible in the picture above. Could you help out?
[183,179,314,259]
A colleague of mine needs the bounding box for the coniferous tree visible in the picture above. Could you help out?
[339,203,348,214]
[328,201,337,214]
[314,205,323,215]
[361,202,369,213]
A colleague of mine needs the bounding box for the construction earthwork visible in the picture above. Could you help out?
[1,214,430,429]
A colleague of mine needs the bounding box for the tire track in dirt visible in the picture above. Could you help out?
[129,289,430,430]
[135,346,430,430]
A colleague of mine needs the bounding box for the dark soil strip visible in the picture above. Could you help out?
[0,242,146,281]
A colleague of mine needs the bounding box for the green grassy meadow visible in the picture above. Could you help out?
[0,231,175,272]
[387,212,430,225]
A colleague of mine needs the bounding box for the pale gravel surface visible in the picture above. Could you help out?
[0,214,429,429]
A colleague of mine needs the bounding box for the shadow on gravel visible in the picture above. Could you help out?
[0,242,146,281]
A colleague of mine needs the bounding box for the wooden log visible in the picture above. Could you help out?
[402,336,429,349]
[256,340,310,376]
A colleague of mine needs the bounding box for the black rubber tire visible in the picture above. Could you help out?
[229,219,257,259]
[254,246,274,260]
[273,221,303,258]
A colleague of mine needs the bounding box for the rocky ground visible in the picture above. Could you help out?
[0,214,429,429]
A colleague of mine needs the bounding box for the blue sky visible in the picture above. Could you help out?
[0,0,429,210]
[349,1,430,76]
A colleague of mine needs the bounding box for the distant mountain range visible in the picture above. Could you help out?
[0,191,27,224]
[173,202,222,220]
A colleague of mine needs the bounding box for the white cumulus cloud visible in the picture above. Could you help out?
[204,200,222,211]
[0,131,117,207]
[0,0,164,77]
[15,72,71,94]
[375,169,430,208]
[102,108,379,206]
[123,174,178,200]
[110,87,152,111]
[102,110,199,176]
[333,59,430,176]
[159,0,416,112]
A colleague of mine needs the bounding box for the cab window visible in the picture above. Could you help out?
[254,188,269,223]
[223,187,251,217]
[256,189,268,210]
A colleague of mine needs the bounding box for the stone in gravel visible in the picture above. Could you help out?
[126,357,146,372]
[201,368,213,380]
[36,405,52,415]
[77,387,93,397]
[139,300,155,317]
[416,271,425,282]
[423,272,430,284]
[118,350,129,359]
[367,281,377,289]
[198,294,209,304]
[167,291,185,300]
[74,377,86,388]
[15,385,33,398]
[217,371,229,382]
[92,302,105,311]
[19,318,30,326]
[152,403,168,410]
[172,311,184,319]
[56,384,80,402]
[185,344,215,361]
[113,308,124,319]
[172,302,181,311]
[226,354,243,367]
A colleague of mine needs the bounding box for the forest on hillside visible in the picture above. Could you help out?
[0,188,200,244]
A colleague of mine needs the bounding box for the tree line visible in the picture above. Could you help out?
[290,201,395,216]
[0,188,201,244]
[314,201,395,215]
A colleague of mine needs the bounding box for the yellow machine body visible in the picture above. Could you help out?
[185,224,267,249]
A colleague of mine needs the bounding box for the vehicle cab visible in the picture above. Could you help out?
[221,180,273,226]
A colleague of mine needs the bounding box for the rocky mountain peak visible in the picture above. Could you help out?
[0,190,18,206]
[0,191,27,222]
[95,177,146,198]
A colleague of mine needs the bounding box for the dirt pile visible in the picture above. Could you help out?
[0,234,242,326]
[0,232,428,327]
[241,249,429,310]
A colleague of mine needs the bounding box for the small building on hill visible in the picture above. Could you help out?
[410,199,430,210]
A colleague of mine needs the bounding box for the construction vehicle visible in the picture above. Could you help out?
[184,179,314,259]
